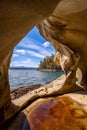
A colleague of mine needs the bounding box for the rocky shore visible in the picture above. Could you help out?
[9,75,87,130]
[38,69,59,72]
[10,84,42,100]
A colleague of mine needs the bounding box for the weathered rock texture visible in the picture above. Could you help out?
[1,76,87,130]
[0,0,87,129]
[38,0,87,87]
[0,0,59,125]
[10,84,41,100]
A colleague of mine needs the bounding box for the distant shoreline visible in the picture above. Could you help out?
[9,67,37,70]
[37,68,63,72]
[37,69,61,72]
[9,67,63,72]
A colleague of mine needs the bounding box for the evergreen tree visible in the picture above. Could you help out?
[38,54,62,71]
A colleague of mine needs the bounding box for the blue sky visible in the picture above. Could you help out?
[10,27,55,68]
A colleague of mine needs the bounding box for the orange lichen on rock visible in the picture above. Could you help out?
[27,96,87,130]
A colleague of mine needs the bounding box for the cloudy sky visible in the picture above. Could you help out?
[10,27,55,68]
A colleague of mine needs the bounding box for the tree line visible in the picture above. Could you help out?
[38,54,62,71]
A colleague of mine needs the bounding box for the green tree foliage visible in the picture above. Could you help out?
[38,54,61,71]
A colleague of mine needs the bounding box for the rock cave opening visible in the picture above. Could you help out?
[9,27,63,100]
[1,1,87,129]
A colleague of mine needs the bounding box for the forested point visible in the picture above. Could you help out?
[38,54,62,72]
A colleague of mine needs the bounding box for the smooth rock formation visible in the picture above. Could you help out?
[0,0,59,125]
[0,0,87,129]
[38,0,87,87]
[25,96,87,130]
[1,76,87,130]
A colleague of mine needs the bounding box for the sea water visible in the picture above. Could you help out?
[9,68,63,88]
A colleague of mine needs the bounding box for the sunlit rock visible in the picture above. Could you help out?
[25,96,87,130]
[3,93,87,130]
[38,0,87,86]
[0,0,58,125]
[0,0,87,129]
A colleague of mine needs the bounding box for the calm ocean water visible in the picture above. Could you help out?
[9,68,63,88]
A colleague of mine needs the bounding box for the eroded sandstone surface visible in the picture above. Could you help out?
[38,0,87,86]
[1,76,87,130]
[0,0,87,129]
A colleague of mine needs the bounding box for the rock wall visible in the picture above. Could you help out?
[38,0,87,86]
[0,0,59,125]
[0,0,87,128]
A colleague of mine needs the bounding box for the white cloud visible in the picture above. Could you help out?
[14,44,52,59]
[13,54,19,57]
[26,50,45,58]
[22,59,31,64]
[18,37,53,56]
[15,49,26,54]
[10,59,38,68]
[10,61,19,67]
[14,48,47,59]
[43,41,51,47]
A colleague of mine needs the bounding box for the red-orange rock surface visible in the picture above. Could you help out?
[25,96,87,130]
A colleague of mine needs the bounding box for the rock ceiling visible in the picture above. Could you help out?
[0,0,87,129]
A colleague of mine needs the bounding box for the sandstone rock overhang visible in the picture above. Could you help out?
[0,0,87,129]
[38,0,87,86]
[0,0,59,125]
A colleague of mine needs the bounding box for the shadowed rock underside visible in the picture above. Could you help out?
[0,0,87,129]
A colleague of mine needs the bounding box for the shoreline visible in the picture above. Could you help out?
[37,69,63,72]
[10,84,42,100]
